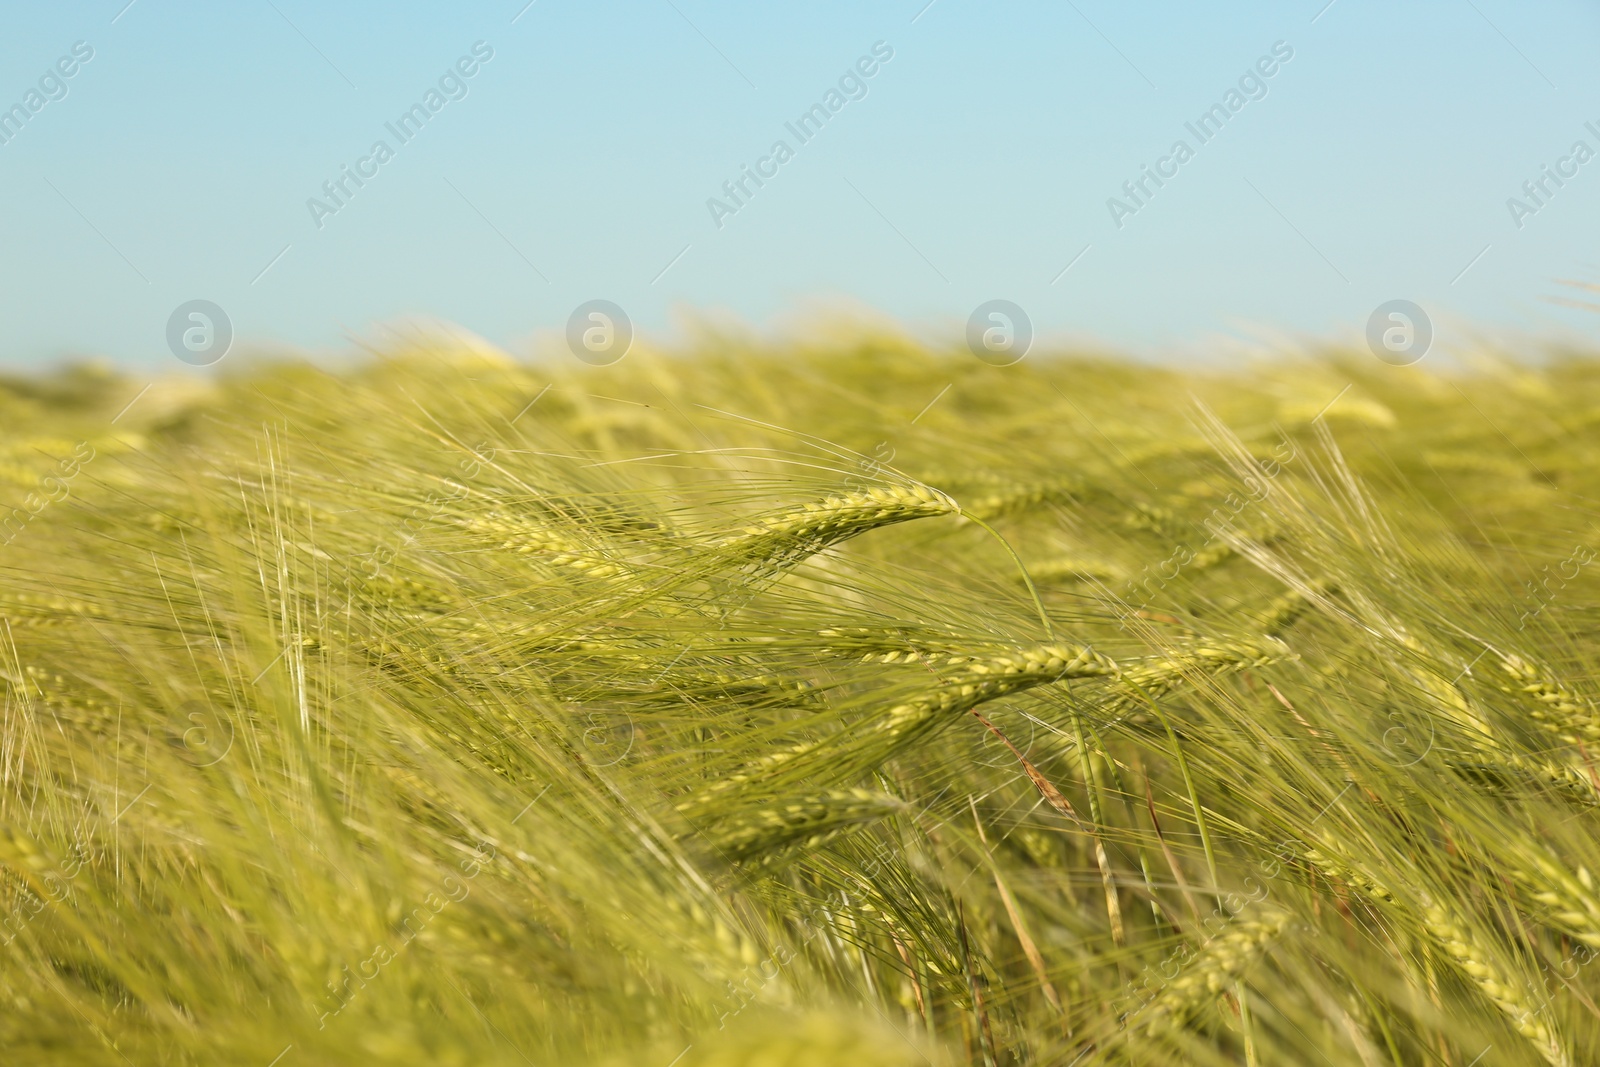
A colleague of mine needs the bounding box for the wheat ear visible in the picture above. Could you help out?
[682,643,1119,807]
[1136,906,1291,1039]
[698,789,903,864]
[1497,654,1600,748]
[718,484,957,558]
[1305,846,1571,1067]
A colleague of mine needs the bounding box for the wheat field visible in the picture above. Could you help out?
[4,331,1600,1065]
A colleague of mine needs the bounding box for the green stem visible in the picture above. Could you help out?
[965,514,1054,641]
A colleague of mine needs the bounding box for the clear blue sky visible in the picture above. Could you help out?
[2,0,1598,367]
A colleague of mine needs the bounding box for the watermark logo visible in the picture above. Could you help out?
[582,712,635,767]
[174,700,235,767]
[1365,299,1431,366]
[706,41,894,230]
[307,41,495,229]
[0,440,94,550]
[966,300,1032,366]
[566,300,633,366]
[361,442,496,582]
[0,41,94,149]
[0,831,98,947]
[1507,123,1600,230]
[1373,704,1435,767]
[1107,40,1294,229]
[166,300,233,366]
[315,838,491,1032]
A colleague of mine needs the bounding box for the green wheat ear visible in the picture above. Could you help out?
[454,511,629,578]
[1136,906,1291,1040]
[1497,653,1600,747]
[692,788,904,865]
[716,483,959,562]
[678,642,1120,812]
[1302,844,1573,1067]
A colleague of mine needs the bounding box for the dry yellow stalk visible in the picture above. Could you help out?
[970,800,1065,1015]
